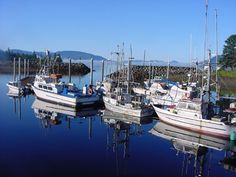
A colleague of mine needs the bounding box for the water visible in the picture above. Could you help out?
[1,64,236,177]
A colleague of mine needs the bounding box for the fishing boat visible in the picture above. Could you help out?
[152,96,236,139]
[32,65,99,108]
[103,46,154,117]
[152,51,236,140]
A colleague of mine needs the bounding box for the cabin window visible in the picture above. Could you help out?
[48,87,52,91]
[39,85,42,88]
[43,86,47,89]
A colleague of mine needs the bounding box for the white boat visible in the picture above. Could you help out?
[103,93,153,117]
[32,66,100,108]
[152,99,236,139]
[103,46,154,118]
[6,81,24,94]
[7,57,25,95]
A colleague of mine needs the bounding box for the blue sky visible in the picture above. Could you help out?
[0,0,235,62]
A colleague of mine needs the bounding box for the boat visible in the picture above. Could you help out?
[103,46,154,117]
[32,65,100,108]
[103,92,153,117]
[152,97,236,139]
[153,2,236,139]
[7,57,25,94]
[6,81,24,94]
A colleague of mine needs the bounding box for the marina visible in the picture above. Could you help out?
[1,1,236,177]
[1,73,236,177]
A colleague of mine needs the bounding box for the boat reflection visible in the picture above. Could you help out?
[150,122,236,176]
[102,110,153,175]
[32,98,101,129]
[7,90,26,120]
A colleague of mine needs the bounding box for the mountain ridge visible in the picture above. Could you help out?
[6,49,107,61]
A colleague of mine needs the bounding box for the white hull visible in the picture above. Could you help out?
[103,96,153,117]
[153,105,236,139]
[6,84,23,95]
[32,86,99,107]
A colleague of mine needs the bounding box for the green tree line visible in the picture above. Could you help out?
[220,34,236,70]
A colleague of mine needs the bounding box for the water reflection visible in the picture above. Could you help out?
[7,91,24,120]
[102,110,153,176]
[31,98,101,129]
[150,122,236,176]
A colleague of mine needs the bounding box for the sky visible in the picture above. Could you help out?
[0,0,235,62]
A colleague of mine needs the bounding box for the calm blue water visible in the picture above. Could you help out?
[0,63,236,177]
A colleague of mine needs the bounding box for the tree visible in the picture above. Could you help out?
[220,34,236,69]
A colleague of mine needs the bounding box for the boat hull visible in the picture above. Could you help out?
[32,86,99,108]
[6,83,23,95]
[152,105,236,139]
[103,96,153,118]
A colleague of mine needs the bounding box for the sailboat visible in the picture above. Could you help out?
[103,46,154,117]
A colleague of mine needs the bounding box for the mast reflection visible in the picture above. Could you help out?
[150,122,236,176]
[102,110,153,175]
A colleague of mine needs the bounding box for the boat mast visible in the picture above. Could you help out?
[167,56,170,80]
[189,34,193,82]
[215,9,219,100]
[143,50,146,66]
[127,45,133,94]
[18,57,21,81]
[206,49,211,104]
[13,57,16,81]
[202,0,209,88]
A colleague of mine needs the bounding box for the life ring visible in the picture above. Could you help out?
[88,88,93,95]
